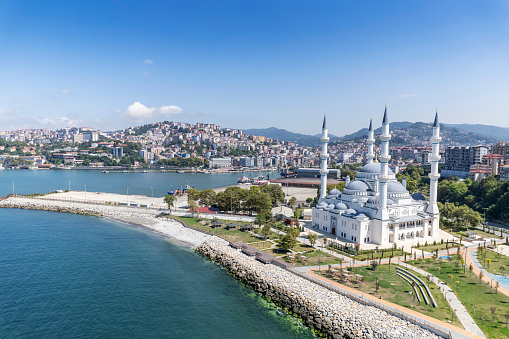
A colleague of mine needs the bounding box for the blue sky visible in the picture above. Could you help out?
[0,0,508,136]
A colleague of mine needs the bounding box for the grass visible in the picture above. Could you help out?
[316,263,464,329]
[413,242,460,253]
[328,246,409,261]
[408,258,509,339]
[283,250,347,267]
[248,240,273,250]
[477,248,509,277]
[168,216,262,243]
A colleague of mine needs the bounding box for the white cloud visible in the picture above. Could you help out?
[61,88,78,95]
[36,116,82,128]
[159,105,183,115]
[399,93,419,98]
[124,102,182,120]
[144,59,154,64]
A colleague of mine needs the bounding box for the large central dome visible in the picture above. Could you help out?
[358,162,394,175]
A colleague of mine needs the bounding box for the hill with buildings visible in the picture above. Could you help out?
[443,123,509,142]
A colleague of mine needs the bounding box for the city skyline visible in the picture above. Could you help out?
[1,1,508,134]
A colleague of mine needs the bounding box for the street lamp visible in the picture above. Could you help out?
[68,181,71,192]
[482,207,488,231]
[84,184,87,202]
[126,186,129,205]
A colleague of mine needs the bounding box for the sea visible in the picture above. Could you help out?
[0,170,315,338]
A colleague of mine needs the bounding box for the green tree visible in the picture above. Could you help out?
[164,194,177,212]
[260,184,285,206]
[288,196,297,209]
[261,223,272,239]
[278,233,297,252]
[307,233,318,247]
[198,189,217,207]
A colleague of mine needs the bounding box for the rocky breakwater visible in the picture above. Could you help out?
[197,237,441,339]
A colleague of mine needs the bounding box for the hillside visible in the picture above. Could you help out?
[244,122,501,148]
[443,123,509,142]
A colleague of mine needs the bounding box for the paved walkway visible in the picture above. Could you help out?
[305,269,482,339]
[399,262,485,338]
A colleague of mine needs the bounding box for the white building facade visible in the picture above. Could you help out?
[312,107,441,247]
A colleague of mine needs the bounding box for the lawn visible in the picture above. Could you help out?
[477,248,509,277]
[316,263,464,329]
[328,246,409,261]
[248,240,274,250]
[168,216,262,243]
[413,242,461,253]
[283,250,346,267]
[408,258,509,339]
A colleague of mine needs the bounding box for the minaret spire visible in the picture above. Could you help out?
[376,103,391,221]
[427,109,441,217]
[366,117,375,164]
[319,112,330,200]
[322,112,327,129]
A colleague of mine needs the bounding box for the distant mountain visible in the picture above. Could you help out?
[340,122,500,146]
[244,122,502,148]
[443,123,509,142]
[342,121,414,140]
[242,127,339,147]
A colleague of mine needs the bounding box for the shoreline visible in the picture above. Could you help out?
[0,196,473,338]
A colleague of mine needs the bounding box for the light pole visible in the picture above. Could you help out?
[151,186,153,198]
[12,180,14,195]
[126,186,129,205]
[68,181,71,192]
[482,207,488,231]
[84,184,87,202]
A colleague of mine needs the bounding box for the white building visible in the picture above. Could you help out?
[312,107,441,247]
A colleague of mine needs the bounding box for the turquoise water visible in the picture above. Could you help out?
[0,169,278,197]
[0,208,314,338]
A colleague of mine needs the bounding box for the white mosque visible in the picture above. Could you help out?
[312,106,441,247]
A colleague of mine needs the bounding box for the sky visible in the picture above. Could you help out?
[0,0,508,136]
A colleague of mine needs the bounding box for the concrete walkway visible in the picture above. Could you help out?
[399,262,485,338]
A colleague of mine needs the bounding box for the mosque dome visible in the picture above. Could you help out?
[358,162,394,175]
[387,181,408,193]
[335,202,348,210]
[355,213,369,220]
[317,201,327,208]
[345,180,369,191]
[329,188,341,196]
[344,208,357,215]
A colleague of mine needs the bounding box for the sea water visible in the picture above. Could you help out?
[0,209,314,338]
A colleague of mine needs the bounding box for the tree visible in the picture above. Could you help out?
[187,188,200,202]
[255,213,267,228]
[307,233,318,247]
[288,196,297,209]
[479,271,484,283]
[164,194,177,212]
[261,223,272,240]
[244,191,272,215]
[277,233,297,252]
[188,199,199,217]
[260,183,285,206]
[455,281,460,290]
[448,274,453,285]
[198,189,217,207]
[490,306,497,322]
[504,314,509,328]
[469,264,473,277]
[323,236,328,248]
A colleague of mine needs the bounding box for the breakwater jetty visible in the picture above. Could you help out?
[197,237,443,339]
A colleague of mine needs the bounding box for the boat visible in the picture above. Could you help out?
[122,170,129,173]
[102,170,109,173]
[161,170,166,173]
[176,170,185,173]
[237,175,249,184]
[142,170,148,173]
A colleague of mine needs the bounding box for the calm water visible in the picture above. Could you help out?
[0,169,279,197]
[0,209,314,338]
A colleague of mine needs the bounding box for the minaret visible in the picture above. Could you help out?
[376,104,391,220]
[366,118,375,164]
[319,113,330,201]
[426,110,441,215]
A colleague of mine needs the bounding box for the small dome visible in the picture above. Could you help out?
[345,180,369,191]
[317,201,327,208]
[367,196,379,204]
[327,204,335,209]
[344,208,357,215]
[355,213,369,220]
[358,162,394,175]
[412,193,427,201]
[329,188,341,196]
[335,202,348,210]
[387,181,408,193]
